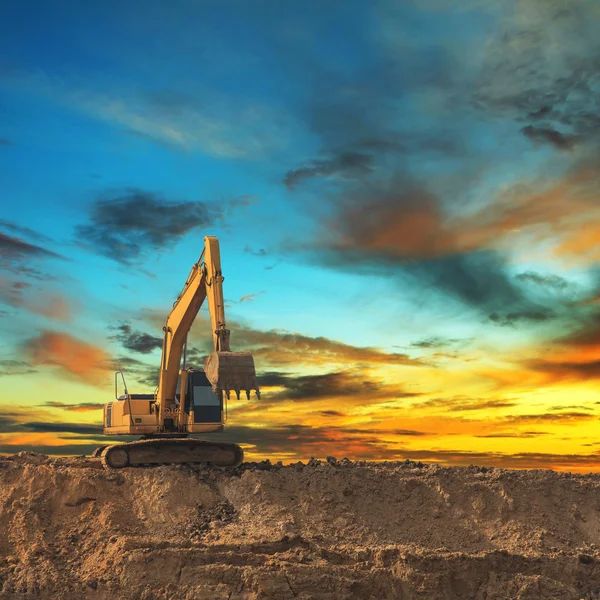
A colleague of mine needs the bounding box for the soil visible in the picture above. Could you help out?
[0,453,599,599]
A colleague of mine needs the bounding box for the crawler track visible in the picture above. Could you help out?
[99,438,244,469]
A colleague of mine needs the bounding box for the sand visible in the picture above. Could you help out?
[0,453,599,599]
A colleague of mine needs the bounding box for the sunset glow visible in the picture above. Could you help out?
[1,0,599,471]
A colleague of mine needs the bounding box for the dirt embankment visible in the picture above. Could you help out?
[0,453,599,599]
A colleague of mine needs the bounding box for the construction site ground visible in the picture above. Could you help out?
[0,453,599,599]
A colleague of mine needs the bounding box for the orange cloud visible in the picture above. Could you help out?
[23,331,112,387]
[0,278,75,321]
[329,167,600,263]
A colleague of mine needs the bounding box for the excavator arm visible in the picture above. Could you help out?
[155,249,207,422]
[156,236,259,428]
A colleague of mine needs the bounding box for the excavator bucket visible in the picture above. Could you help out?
[204,351,260,399]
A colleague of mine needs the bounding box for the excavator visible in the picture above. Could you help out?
[94,236,260,469]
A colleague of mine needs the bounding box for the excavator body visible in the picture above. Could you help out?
[103,371,225,437]
[95,236,260,469]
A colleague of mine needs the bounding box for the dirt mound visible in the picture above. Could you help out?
[0,453,599,599]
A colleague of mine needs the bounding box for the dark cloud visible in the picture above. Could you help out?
[412,396,517,413]
[21,422,102,435]
[476,431,550,439]
[525,359,600,381]
[110,322,162,354]
[558,308,600,347]
[410,337,463,349]
[515,272,570,290]
[258,370,422,404]
[401,253,546,317]
[0,232,63,260]
[0,415,102,436]
[521,125,580,151]
[261,370,380,401]
[488,308,555,327]
[41,402,104,412]
[76,189,219,264]
[319,410,346,417]
[503,412,597,425]
[112,356,159,389]
[0,359,37,376]
[473,2,600,148]
[0,220,55,246]
[284,151,374,189]
[0,138,12,146]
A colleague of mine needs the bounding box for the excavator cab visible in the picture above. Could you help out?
[183,370,222,424]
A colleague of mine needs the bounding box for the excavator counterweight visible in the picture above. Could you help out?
[95,236,259,469]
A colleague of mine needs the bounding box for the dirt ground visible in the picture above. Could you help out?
[0,453,599,599]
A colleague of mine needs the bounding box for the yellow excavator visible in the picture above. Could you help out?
[94,236,260,469]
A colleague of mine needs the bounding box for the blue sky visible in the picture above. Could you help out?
[1,0,600,469]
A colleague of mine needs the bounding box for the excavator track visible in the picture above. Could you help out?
[99,438,244,470]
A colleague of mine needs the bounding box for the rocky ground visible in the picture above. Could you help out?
[0,453,599,599]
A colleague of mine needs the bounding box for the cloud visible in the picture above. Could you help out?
[20,422,103,435]
[68,85,292,158]
[110,322,162,354]
[411,396,518,413]
[244,246,267,257]
[410,337,465,349]
[503,411,597,425]
[0,232,63,261]
[227,324,426,368]
[239,291,266,303]
[260,370,419,402]
[488,308,555,327]
[284,151,374,189]
[0,224,65,284]
[41,402,104,412]
[473,0,600,150]
[475,431,550,439]
[319,410,346,417]
[112,356,158,389]
[181,312,425,368]
[515,271,570,290]
[0,359,37,376]
[0,138,13,147]
[0,413,103,436]
[521,125,580,151]
[23,331,112,387]
[0,220,55,246]
[0,278,74,321]
[524,359,600,382]
[298,160,600,318]
[76,188,219,264]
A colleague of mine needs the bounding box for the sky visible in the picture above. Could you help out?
[1,0,600,471]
